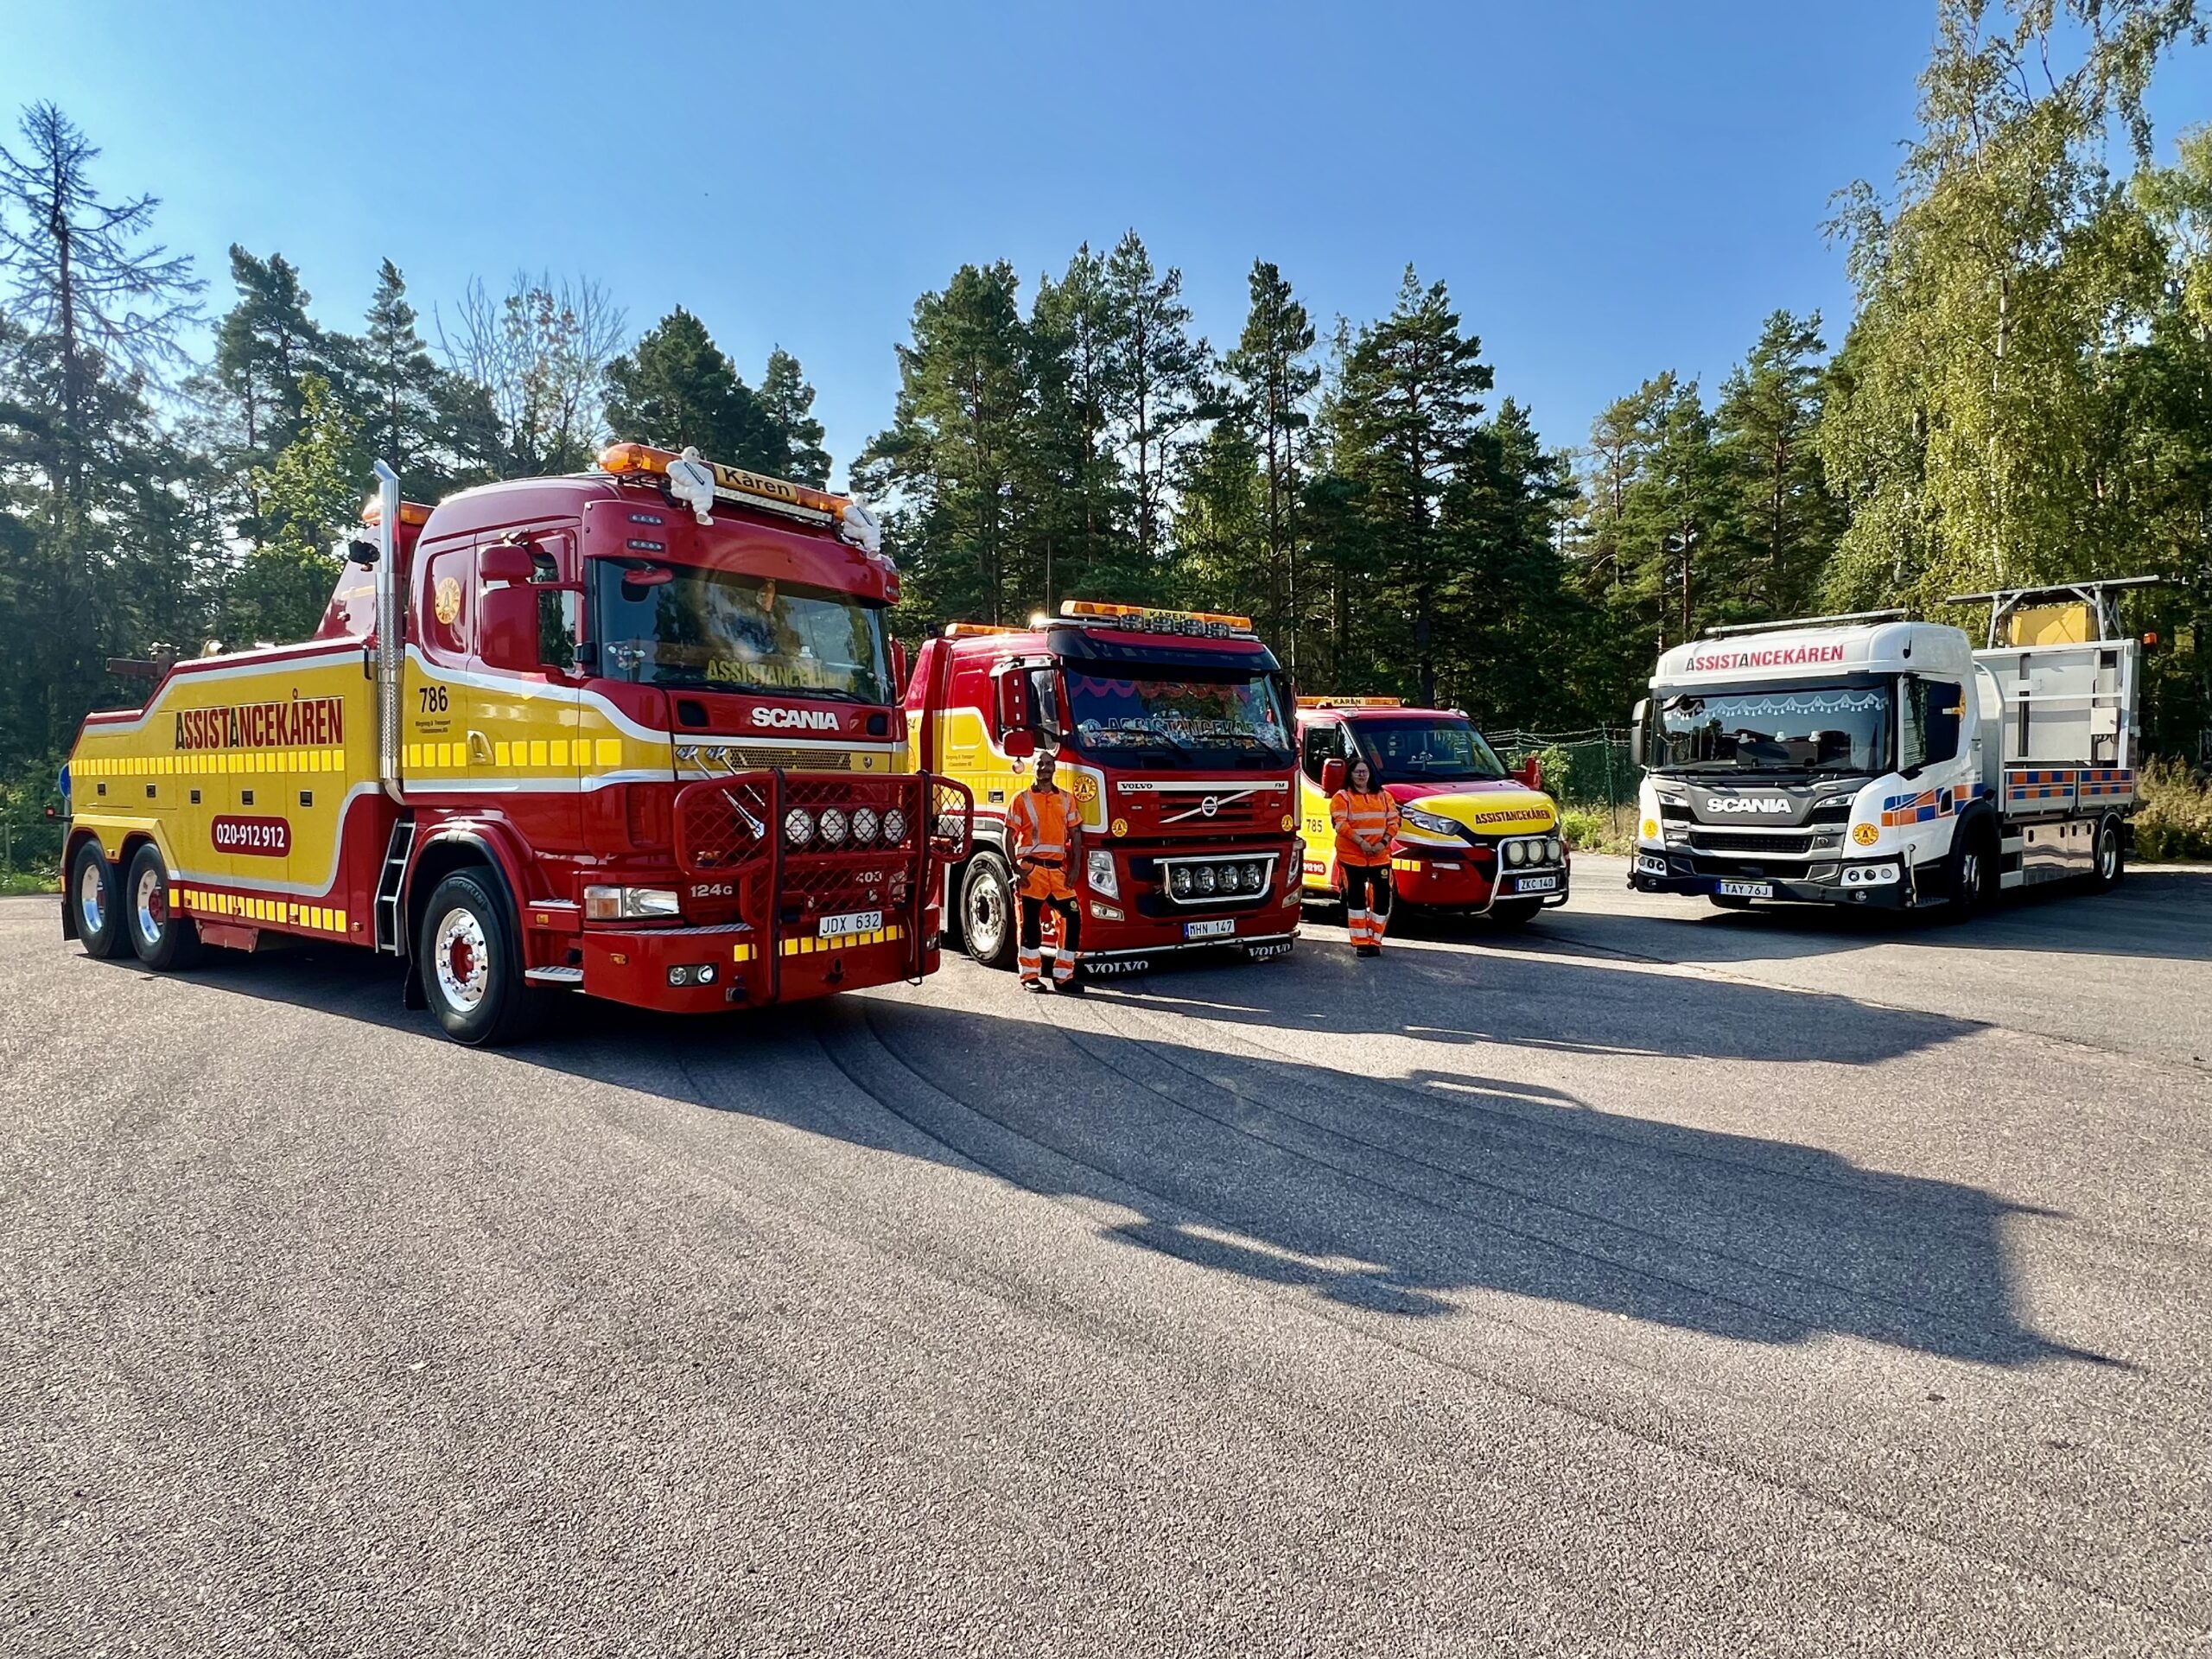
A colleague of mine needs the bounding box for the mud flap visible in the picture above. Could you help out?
[402,959,429,1011]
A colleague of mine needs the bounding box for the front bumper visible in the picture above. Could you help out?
[1629,852,1916,909]
[575,909,941,1011]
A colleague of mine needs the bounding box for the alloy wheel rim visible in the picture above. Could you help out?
[79,860,105,933]
[433,907,491,1011]
[135,865,167,946]
[969,876,1006,955]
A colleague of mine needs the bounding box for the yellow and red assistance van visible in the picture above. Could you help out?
[60,444,970,1044]
[1294,697,1568,925]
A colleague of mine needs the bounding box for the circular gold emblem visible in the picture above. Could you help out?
[1642,817,1659,839]
[1072,773,1098,802]
[1280,813,1295,832]
[1852,822,1880,846]
[434,575,462,626]
[1111,817,1129,838]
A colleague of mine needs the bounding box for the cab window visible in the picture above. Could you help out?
[1300,720,1344,784]
[1900,677,1964,772]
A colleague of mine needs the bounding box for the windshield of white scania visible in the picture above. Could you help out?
[1652,683,1891,774]
[1354,718,1508,783]
[1064,671,1292,762]
[593,565,890,702]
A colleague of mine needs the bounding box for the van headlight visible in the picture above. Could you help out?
[586,885,681,920]
[1504,840,1527,866]
[782,806,815,847]
[1403,807,1458,836]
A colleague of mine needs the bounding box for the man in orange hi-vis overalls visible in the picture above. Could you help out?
[1006,748,1084,992]
[1331,753,1401,957]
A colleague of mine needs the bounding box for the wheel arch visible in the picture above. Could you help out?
[401,827,527,963]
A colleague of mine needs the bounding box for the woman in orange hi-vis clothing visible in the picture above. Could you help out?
[1005,748,1084,992]
[1331,754,1401,957]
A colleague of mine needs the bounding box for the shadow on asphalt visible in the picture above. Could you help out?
[83,932,2124,1373]
[1529,864,2212,968]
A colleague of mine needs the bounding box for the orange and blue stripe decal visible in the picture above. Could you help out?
[2005,767,2077,804]
[2075,767,2134,801]
[1880,781,1985,828]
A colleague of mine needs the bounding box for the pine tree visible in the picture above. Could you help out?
[213,247,331,526]
[1713,310,1840,621]
[354,258,443,494]
[1329,267,1494,705]
[602,308,779,469]
[230,374,360,645]
[1030,245,1130,599]
[759,346,831,486]
[1224,260,1319,664]
[1103,232,1211,581]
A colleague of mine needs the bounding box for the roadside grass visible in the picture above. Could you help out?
[1,868,58,896]
[2135,759,2212,861]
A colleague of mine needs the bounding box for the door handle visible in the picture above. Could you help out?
[467,730,493,765]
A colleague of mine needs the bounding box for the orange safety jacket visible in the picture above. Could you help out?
[1008,784,1082,897]
[1331,787,1401,868]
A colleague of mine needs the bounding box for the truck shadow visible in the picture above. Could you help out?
[124,939,2117,1372]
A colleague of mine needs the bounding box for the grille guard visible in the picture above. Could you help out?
[673,770,973,995]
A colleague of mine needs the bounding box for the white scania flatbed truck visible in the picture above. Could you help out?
[1628,578,2157,915]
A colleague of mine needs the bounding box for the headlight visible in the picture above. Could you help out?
[1243,861,1264,893]
[1196,864,1217,894]
[1403,807,1458,836]
[1215,862,1240,893]
[586,885,682,920]
[1548,837,1565,862]
[1504,840,1527,866]
[881,808,907,844]
[851,806,880,844]
[1170,865,1193,898]
[1085,848,1118,898]
[783,806,815,847]
[818,807,849,847]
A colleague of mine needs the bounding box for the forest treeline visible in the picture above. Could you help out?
[3,0,2210,844]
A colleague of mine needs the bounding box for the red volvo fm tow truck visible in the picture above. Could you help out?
[908,601,1301,979]
[61,442,971,1045]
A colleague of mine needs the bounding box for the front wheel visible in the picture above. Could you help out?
[1946,823,1996,923]
[961,851,1017,970]
[2090,816,2125,890]
[416,870,535,1046]
[125,842,202,971]
[70,840,130,959]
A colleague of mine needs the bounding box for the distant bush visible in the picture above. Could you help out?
[2133,759,2212,861]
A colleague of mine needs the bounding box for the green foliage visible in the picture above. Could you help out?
[2133,758,2212,859]
[230,373,357,645]
[760,347,831,486]
[603,307,780,469]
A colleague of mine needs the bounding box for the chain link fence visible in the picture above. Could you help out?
[1,768,67,893]
[1491,728,1643,852]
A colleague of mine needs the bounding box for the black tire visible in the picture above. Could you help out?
[124,842,203,971]
[2090,816,2125,890]
[1708,894,1754,911]
[1489,898,1543,927]
[961,850,1017,970]
[1946,821,1996,922]
[69,840,130,960]
[415,869,535,1046]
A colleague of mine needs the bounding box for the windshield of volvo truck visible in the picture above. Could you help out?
[1650,683,1891,774]
[1352,717,1510,783]
[593,564,891,702]
[1064,671,1293,765]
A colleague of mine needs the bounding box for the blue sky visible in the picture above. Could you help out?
[6,1,2208,487]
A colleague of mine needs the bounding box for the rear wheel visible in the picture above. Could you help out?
[961,850,1017,970]
[125,842,202,971]
[416,870,535,1046]
[70,840,129,959]
[1489,898,1543,927]
[2090,816,2125,890]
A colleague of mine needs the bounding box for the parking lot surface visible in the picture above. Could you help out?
[4,856,2209,1655]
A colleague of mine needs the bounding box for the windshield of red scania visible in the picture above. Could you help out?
[1062,671,1293,767]
[592,563,890,703]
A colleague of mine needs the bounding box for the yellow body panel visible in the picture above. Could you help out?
[925,706,1103,830]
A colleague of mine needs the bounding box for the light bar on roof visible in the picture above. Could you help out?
[1054,600,1256,639]
[359,497,432,527]
[598,441,857,534]
[1295,696,1403,709]
[944,622,1020,639]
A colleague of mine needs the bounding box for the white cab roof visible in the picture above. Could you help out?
[1653,621,1973,687]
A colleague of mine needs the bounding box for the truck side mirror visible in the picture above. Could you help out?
[1630,699,1648,771]
[1320,758,1346,796]
[1002,728,1037,760]
[479,581,541,672]
[889,637,910,702]
[992,665,1033,741]
[1516,757,1544,791]
[478,543,536,584]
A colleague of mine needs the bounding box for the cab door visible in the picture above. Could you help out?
[474,530,583,863]
[1297,718,1344,890]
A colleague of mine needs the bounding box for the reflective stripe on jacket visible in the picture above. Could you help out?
[1331,788,1400,868]
[1008,785,1078,868]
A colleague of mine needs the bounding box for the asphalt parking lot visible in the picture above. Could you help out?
[3,855,2209,1656]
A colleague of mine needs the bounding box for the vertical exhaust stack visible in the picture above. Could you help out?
[372,461,404,804]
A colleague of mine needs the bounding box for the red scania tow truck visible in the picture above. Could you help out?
[907,601,1301,978]
[61,442,971,1045]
